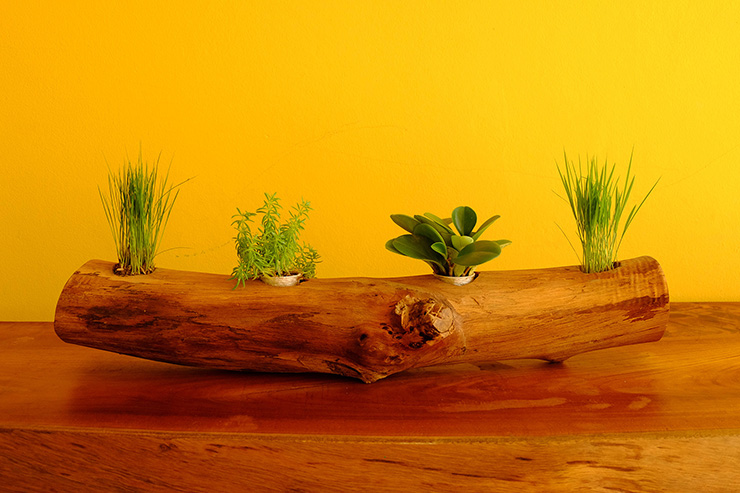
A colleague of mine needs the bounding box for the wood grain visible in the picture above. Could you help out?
[2,303,740,491]
[53,256,669,382]
[1,429,738,492]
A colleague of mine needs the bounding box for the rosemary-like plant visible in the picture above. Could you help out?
[557,151,658,273]
[99,150,183,276]
[231,193,320,287]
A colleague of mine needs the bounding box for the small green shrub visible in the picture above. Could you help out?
[99,150,184,276]
[557,151,658,273]
[386,206,511,277]
[231,193,320,287]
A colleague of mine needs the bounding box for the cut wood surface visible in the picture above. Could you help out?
[2,303,740,491]
[54,257,669,382]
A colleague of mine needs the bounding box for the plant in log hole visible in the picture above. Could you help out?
[386,206,511,281]
[231,193,320,287]
[556,150,658,273]
[99,147,187,276]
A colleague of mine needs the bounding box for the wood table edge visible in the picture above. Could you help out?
[3,425,739,491]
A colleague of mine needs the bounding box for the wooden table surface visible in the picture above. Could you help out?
[2,302,739,491]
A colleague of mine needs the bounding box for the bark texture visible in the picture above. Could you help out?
[54,257,669,382]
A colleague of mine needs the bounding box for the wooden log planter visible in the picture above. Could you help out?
[54,256,669,383]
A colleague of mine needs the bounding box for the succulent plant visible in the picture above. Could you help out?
[386,206,511,277]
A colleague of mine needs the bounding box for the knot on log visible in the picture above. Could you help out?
[391,295,454,348]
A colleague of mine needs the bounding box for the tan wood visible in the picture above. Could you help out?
[53,256,669,382]
[2,302,740,491]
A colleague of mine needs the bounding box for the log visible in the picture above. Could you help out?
[53,256,669,383]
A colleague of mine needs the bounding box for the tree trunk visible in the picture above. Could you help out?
[54,257,669,383]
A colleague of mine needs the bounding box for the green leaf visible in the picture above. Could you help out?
[495,239,512,248]
[431,241,448,257]
[423,213,455,234]
[392,235,445,266]
[391,214,421,233]
[454,240,502,266]
[471,215,500,240]
[415,215,452,243]
[385,238,403,254]
[413,223,444,244]
[452,206,477,236]
[447,246,459,262]
[450,235,474,251]
[414,215,439,229]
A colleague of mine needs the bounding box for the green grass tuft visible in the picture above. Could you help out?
[99,149,185,276]
[557,150,658,273]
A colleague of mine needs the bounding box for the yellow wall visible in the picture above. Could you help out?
[2,2,739,321]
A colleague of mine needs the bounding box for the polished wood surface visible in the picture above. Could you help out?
[2,302,740,491]
[54,257,668,382]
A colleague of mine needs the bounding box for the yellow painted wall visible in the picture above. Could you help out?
[2,2,739,321]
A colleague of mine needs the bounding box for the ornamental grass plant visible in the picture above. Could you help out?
[99,150,184,276]
[557,151,658,273]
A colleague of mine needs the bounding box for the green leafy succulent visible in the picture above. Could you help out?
[386,206,511,277]
[231,193,320,287]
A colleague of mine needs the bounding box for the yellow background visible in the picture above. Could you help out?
[2,2,739,321]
